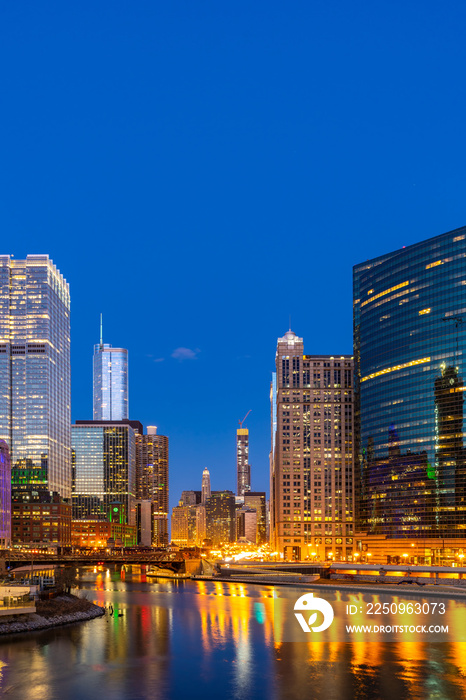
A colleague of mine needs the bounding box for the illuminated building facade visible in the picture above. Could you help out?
[171,490,205,546]
[236,428,251,497]
[0,255,71,497]
[171,503,196,547]
[93,339,128,420]
[72,420,138,525]
[236,506,257,543]
[243,491,267,544]
[201,468,211,503]
[135,426,169,545]
[11,490,71,547]
[354,226,466,558]
[71,519,136,548]
[270,330,354,560]
[0,440,11,548]
[205,490,236,546]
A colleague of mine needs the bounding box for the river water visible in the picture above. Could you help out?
[0,567,466,700]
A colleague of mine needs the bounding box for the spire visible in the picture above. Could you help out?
[201,467,211,503]
[100,313,103,348]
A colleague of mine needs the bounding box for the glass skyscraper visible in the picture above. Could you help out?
[0,255,71,498]
[354,226,466,546]
[72,421,137,525]
[93,340,128,421]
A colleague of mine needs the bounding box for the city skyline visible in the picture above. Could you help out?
[5,233,466,516]
[3,3,466,516]
[1,4,465,698]
[5,223,465,551]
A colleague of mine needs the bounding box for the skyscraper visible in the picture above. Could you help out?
[236,506,257,543]
[205,490,236,546]
[135,426,169,545]
[0,440,11,548]
[0,255,71,497]
[270,330,354,560]
[201,467,211,503]
[93,321,128,420]
[72,420,138,525]
[171,502,195,547]
[236,426,251,497]
[354,225,466,562]
[243,491,267,544]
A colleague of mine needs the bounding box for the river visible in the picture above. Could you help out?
[0,567,465,699]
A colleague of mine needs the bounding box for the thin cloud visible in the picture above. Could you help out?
[171,347,199,361]
[153,357,165,363]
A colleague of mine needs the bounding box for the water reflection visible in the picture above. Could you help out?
[0,569,465,699]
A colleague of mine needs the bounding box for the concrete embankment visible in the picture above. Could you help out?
[193,575,466,598]
[0,594,105,636]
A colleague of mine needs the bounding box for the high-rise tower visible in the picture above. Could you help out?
[354,225,466,560]
[237,413,251,497]
[270,329,354,560]
[135,425,169,545]
[0,255,71,497]
[72,419,138,525]
[201,467,211,503]
[93,318,128,420]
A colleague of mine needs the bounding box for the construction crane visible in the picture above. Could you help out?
[238,410,251,429]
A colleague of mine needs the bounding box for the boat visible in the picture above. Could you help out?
[146,568,191,579]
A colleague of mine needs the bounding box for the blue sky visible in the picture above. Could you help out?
[2,1,466,510]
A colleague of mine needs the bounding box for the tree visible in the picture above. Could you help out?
[55,566,78,594]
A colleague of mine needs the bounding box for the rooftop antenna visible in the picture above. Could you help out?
[289,315,291,331]
[100,313,103,348]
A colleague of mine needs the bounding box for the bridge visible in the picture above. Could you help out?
[3,551,200,569]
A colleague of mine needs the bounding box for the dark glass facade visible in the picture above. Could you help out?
[205,491,236,546]
[71,422,136,525]
[354,226,466,539]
